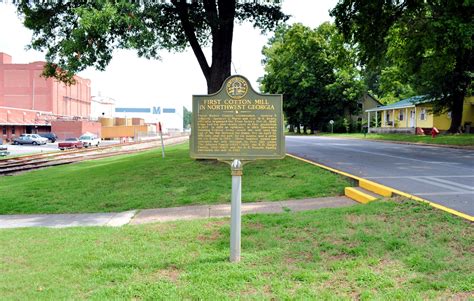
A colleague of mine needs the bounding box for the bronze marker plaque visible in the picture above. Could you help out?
[190,75,285,160]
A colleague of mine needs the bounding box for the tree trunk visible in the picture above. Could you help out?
[296,125,301,134]
[448,92,464,133]
[175,0,235,94]
[207,0,235,93]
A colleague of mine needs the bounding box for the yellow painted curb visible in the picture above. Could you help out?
[345,187,377,204]
[287,153,474,222]
[359,179,392,197]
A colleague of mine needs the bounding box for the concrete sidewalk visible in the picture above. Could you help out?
[0,210,136,229]
[130,196,355,224]
[0,197,356,229]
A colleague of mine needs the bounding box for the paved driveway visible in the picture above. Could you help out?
[286,136,474,217]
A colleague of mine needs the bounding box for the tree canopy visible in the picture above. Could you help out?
[261,22,364,133]
[331,0,473,132]
[18,0,287,93]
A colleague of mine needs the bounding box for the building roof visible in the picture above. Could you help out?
[366,96,432,112]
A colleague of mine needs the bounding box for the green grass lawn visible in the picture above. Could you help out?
[317,133,474,146]
[0,200,472,299]
[0,143,349,214]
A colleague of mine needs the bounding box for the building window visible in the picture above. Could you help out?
[357,103,363,111]
[2,126,6,135]
[420,108,426,121]
[399,110,404,121]
[11,127,15,135]
[386,112,390,121]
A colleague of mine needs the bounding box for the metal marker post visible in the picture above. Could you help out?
[159,122,165,158]
[230,159,242,263]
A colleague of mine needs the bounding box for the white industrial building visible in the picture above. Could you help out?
[114,104,183,133]
[90,94,116,119]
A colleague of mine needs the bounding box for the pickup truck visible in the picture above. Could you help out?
[58,138,84,150]
[79,133,100,148]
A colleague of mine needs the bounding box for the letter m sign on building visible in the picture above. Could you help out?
[153,107,161,115]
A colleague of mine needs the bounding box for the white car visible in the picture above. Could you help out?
[79,134,100,148]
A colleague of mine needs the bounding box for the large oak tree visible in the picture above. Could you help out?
[18,0,287,93]
[331,0,473,133]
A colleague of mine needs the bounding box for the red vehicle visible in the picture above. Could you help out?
[58,138,84,150]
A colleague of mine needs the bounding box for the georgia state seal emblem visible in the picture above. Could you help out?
[226,77,248,99]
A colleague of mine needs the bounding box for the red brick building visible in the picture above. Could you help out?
[0,52,92,141]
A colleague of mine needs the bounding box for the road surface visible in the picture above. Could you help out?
[286,136,474,217]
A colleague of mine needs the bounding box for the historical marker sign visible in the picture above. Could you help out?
[190,75,285,160]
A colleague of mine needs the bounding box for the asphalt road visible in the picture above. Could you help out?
[286,136,474,217]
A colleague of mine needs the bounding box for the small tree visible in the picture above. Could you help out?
[183,106,192,129]
[261,23,364,132]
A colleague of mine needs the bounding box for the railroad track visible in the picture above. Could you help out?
[0,135,189,175]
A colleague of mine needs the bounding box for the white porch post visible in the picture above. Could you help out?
[392,109,395,127]
[405,108,408,128]
[367,111,371,132]
[382,110,385,127]
[375,111,378,128]
[414,106,417,128]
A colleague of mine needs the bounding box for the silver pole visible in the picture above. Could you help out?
[160,130,165,158]
[230,159,242,263]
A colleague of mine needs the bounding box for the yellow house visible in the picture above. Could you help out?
[365,96,474,133]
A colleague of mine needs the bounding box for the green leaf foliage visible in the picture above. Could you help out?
[17,0,287,92]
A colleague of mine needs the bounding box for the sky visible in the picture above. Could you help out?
[0,1,337,110]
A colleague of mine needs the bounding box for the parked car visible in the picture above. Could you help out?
[12,134,48,145]
[79,133,100,148]
[39,132,58,143]
[58,138,84,150]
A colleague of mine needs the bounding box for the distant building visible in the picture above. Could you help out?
[0,52,91,140]
[114,105,183,133]
[91,93,116,119]
[366,96,474,133]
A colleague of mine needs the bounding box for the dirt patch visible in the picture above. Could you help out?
[197,230,222,242]
[155,265,181,283]
[435,291,474,301]
[203,220,227,229]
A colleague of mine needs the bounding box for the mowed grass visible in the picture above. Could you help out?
[0,143,349,214]
[319,133,474,146]
[0,200,472,299]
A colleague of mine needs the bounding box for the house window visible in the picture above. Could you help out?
[399,110,404,121]
[2,126,6,135]
[357,103,363,111]
[386,112,390,121]
[11,127,15,135]
[420,108,426,121]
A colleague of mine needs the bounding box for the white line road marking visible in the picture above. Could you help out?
[425,177,473,191]
[410,177,466,192]
[415,192,474,196]
[366,175,474,179]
